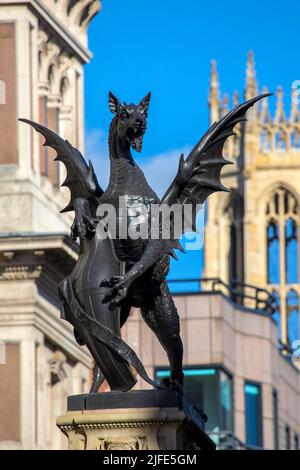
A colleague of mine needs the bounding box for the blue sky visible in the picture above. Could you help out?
[84,0,299,283]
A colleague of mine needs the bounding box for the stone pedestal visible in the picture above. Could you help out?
[57,390,215,450]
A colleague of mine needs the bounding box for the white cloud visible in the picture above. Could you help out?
[85,128,190,198]
[139,146,191,197]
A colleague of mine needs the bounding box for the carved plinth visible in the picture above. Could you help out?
[57,390,215,450]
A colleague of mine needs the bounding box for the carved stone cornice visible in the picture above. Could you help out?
[0,233,78,305]
[2,1,94,63]
[0,264,42,281]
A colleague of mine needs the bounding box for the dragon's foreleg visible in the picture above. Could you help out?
[101,239,167,305]
[71,197,98,241]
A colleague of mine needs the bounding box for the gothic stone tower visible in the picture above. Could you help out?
[204,52,300,351]
[0,1,100,449]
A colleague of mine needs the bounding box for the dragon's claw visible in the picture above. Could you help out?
[101,275,124,288]
[70,199,98,241]
[101,275,131,306]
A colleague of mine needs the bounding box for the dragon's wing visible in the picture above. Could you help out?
[19,119,103,213]
[160,93,271,252]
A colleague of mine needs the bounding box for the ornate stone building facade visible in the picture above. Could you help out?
[204,52,300,351]
[0,0,101,449]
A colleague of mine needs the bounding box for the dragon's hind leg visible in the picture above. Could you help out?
[141,281,184,388]
[90,363,105,393]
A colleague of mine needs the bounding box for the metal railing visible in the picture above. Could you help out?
[168,277,276,315]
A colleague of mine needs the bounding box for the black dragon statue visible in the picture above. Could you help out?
[20,91,269,394]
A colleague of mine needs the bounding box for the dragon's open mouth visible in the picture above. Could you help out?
[126,126,145,152]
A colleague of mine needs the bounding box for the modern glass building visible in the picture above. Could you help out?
[124,287,300,449]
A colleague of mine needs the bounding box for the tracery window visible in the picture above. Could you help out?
[266,188,300,346]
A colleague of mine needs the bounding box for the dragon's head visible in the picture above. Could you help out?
[108,91,151,152]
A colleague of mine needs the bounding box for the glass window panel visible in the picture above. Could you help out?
[155,367,233,434]
[220,371,233,432]
[285,218,298,284]
[245,382,263,447]
[155,367,218,432]
[267,221,280,284]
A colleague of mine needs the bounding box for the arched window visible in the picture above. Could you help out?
[266,187,300,346]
